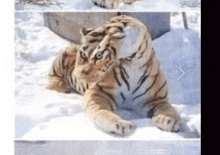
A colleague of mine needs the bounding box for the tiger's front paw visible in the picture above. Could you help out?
[152,115,181,132]
[110,120,135,136]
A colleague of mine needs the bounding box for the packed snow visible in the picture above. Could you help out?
[15,0,201,11]
[15,12,201,140]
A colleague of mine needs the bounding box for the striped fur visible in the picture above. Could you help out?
[93,0,140,9]
[48,15,181,136]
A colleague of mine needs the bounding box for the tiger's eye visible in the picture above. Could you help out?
[96,52,103,59]
[80,51,87,58]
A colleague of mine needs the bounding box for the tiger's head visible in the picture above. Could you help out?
[73,26,125,83]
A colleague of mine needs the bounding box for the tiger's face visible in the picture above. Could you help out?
[74,27,123,83]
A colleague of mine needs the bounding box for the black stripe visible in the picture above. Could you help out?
[139,50,155,69]
[48,74,62,79]
[100,47,107,54]
[147,107,156,118]
[89,39,101,43]
[120,92,126,103]
[62,51,71,70]
[70,75,74,86]
[132,74,149,94]
[89,31,105,37]
[74,77,77,86]
[120,68,130,91]
[138,45,142,51]
[125,58,132,61]
[92,93,114,111]
[61,55,65,70]
[64,62,69,75]
[138,68,149,84]
[105,61,113,71]
[71,58,76,66]
[86,83,89,89]
[129,52,137,59]
[65,69,71,87]
[98,85,115,89]
[83,45,89,50]
[137,51,155,84]
[52,66,62,78]
[132,71,160,101]
[110,46,116,57]
[138,42,148,59]
[97,84,117,107]
[171,120,178,131]
[122,127,125,134]
[78,85,81,92]
[113,68,121,86]
[82,84,86,93]
[154,81,167,97]
[122,22,127,27]
[66,66,75,89]
[144,91,168,106]
[115,26,123,32]
[119,64,129,79]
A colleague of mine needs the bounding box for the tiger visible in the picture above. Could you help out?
[47,15,181,136]
[92,0,140,9]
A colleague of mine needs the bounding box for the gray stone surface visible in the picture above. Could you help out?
[15,140,201,155]
[44,12,170,43]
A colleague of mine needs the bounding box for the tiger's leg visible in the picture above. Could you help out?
[142,56,181,132]
[93,0,140,9]
[83,89,134,135]
[145,79,181,132]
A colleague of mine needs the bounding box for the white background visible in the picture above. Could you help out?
[0,1,14,155]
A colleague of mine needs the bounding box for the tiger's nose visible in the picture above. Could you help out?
[81,66,93,75]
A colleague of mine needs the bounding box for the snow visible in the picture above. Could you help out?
[15,12,201,140]
[15,0,201,11]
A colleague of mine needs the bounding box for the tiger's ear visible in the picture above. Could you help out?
[80,28,94,36]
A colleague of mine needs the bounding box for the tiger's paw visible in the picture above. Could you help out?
[110,120,135,136]
[152,115,181,132]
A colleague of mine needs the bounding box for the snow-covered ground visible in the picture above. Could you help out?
[15,12,201,140]
[15,0,201,11]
